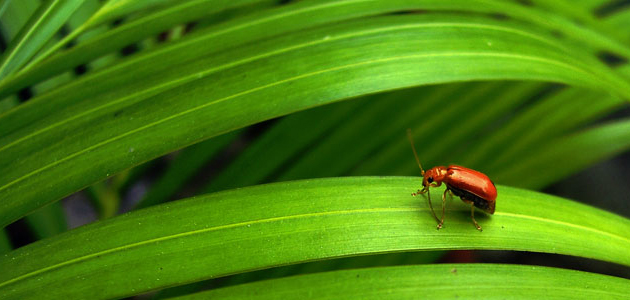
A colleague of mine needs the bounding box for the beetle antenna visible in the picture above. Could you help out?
[406,128,425,176]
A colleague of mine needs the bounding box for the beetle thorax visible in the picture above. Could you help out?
[423,166,448,187]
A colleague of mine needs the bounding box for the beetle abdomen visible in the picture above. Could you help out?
[448,184,495,214]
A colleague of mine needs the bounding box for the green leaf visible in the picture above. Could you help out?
[495,118,630,188]
[341,81,629,190]
[0,0,84,80]
[201,91,383,193]
[23,202,67,239]
[459,87,623,172]
[22,0,102,77]
[135,130,239,209]
[1,177,629,299]
[346,82,540,176]
[2,12,630,228]
[0,96,17,114]
[275,84,454,181]
[11,0,272,91]
[156,251,444,298]
[175,264,630,299]
[0,0,39,41]
[5,0,630,99]
[83,0,185,27]
[606,7,630,41]
[528,0,628,45]
[85,179,121,219]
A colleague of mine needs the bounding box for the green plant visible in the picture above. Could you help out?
[1,0,630,299]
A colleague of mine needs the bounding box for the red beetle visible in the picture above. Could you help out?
[407,129,497,231]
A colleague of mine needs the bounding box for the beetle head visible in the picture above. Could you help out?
[423,167,447,188]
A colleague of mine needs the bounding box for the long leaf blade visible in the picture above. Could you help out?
[1,177,629,299]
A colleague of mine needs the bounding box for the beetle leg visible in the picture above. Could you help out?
[470,204,482,231]
[421,188,440,228]
[413,187,441,229]
[437,188,449,229]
